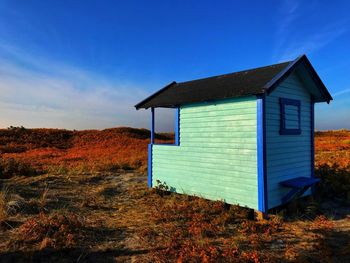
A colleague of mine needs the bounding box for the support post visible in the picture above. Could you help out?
[150,107,155,144]
[310,101,315,193]
[148,107,155,188]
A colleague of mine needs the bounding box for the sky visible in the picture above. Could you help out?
[0,0,349,132]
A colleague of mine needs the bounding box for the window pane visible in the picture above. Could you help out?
[154,108,176,144]
[284,104,299,129]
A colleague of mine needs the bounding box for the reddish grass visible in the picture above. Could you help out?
[1,127,348,173]
[315,130,350,168]
[0,127,172,173]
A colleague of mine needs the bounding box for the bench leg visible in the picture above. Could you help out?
[282,186,310,204]
[282,188,300,204]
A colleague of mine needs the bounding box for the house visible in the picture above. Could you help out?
[135,55,332,213]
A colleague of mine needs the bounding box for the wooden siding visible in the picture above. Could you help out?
[152,97,258,209]
[266,72,312,209]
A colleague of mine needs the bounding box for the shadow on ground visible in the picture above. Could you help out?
[0,247,153,263]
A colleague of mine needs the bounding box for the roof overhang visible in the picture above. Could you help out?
[135,81,177,110]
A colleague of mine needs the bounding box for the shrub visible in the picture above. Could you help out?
[0,127,74,150]
[153,180,172,197]
[0,158,38,178]
[0,144,27,154]
[315,164,350,199]
[142,192,281,262]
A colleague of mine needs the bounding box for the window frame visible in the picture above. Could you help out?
[279,97,301,135]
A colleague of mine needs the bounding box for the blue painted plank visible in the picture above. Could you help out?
[175,107,180,146]
[280,176,320,188]
[148,144,153,188]
[280,176,320,204]
[266,72,313,209]
[257,96,267,213]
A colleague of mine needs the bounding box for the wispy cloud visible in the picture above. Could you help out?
[275,24,347,62]
[272,1,348,62]
[0,44,174,131]
[332,88,350,97]
[272,0,300,61]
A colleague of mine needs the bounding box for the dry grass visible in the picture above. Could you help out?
[11,211,83,251]
[0,129,348,262]
[0,187,24,230]
[314,130,350,200]
[0,189,8,224]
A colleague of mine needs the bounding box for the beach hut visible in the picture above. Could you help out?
[135,55,332,213]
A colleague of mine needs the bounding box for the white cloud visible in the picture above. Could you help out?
[0,44,174,131]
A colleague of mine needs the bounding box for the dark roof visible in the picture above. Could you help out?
[135,55,332,109]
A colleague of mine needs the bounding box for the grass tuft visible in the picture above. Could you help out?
[13,211,83,250]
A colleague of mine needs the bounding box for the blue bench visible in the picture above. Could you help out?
[279,177,320,204]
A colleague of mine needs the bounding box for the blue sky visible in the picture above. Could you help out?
[0,0,349,131]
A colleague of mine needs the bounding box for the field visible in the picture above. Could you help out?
[0,127,349,262]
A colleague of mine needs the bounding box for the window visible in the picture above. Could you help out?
[279,98,301,135]
[150,107,180,145]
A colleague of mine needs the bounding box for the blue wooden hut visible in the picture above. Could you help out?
[135,55,332,213]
